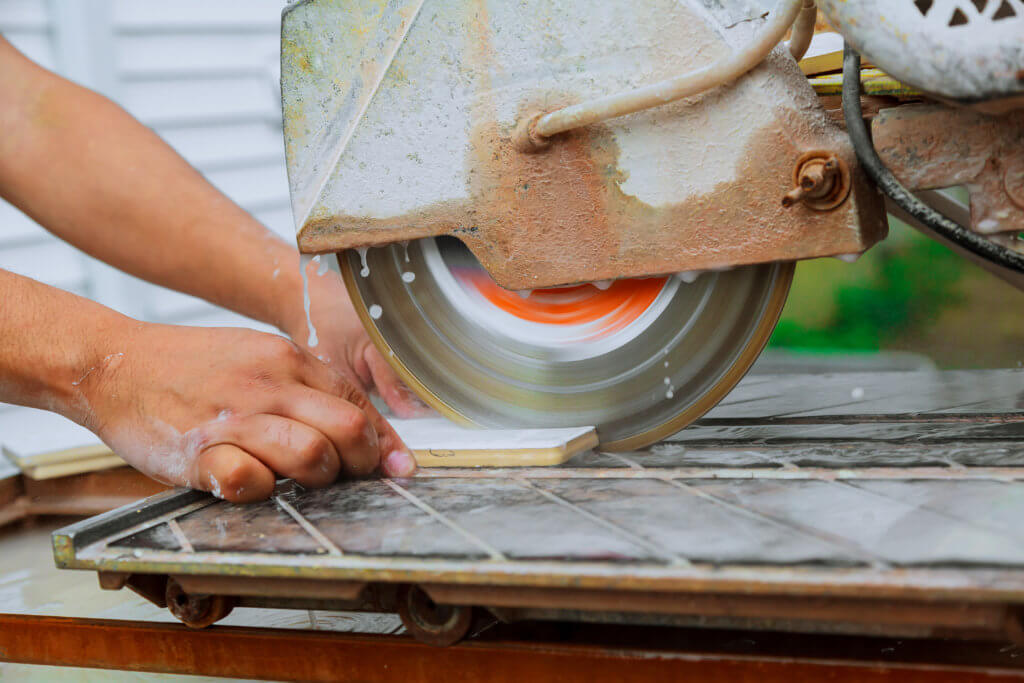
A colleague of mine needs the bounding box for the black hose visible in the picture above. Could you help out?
[841,46,1024,273]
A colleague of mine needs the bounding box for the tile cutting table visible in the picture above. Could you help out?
[5,369,1024,680]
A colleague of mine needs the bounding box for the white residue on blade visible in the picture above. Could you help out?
[369,304,383,319]
[402,271,416,283]
[301,253,319,348]
[357,246,370,277]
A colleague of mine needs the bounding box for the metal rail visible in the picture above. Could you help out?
[2,614,1024,682]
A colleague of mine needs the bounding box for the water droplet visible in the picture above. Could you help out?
[676,271,700,284]
[591,279,613,290]
[666,389,674,399]
[369,304,383,319]
[851,387,865,400]
[356,246,370,277]
[663,377,671,385]
[402,271,416,283]
[315,254,329,276]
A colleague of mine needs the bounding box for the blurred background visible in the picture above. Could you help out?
[1,0,1022,371]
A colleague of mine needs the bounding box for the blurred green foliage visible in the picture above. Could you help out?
[769,221,966,351]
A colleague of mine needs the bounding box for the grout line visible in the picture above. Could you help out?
[166,519,194,553]
[835,479,1024,544]
[716,393,784,408]
[660,478,890,569]
[602,452,644,469]
[412,466,1024,481]
[768,395,904,420]
[274,496,343,556]
[383,480,506,561]
[102,498,219,550]
[517,478,689,567]
[717,447,800,471]
[929,397,1013,415]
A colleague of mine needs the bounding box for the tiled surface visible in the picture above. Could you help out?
[94,370,1024,571]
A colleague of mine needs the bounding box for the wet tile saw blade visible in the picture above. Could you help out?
[391,418,598,467]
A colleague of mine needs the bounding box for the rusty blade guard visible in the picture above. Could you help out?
[281,0,886,289]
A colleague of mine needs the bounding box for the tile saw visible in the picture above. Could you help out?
[280,0,1024,449]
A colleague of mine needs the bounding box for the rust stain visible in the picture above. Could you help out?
[301,106,886,290]
[874,105,1024,235]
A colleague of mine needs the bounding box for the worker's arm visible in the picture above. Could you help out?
[0,267,416,501]
[0,37,423,418]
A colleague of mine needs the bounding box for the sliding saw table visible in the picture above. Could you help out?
[3,369,1021,680]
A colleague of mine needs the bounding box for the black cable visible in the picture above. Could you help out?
[841,45,1024,273]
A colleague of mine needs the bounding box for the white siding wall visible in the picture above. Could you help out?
[0,0,290,328]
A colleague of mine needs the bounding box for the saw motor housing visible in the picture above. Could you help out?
[281,0,888,290]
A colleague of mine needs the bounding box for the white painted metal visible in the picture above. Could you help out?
[818,0,1024,104]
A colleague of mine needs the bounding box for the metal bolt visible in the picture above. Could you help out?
[782,153,849,210]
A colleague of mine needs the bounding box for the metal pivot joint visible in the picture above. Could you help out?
[782,152,851,210]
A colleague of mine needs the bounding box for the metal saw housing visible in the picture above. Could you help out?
[281,0,887,290]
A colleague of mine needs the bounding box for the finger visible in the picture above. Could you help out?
[196,444,275,503]
[337,382,417,478]
[208,414,341,488]
[363,346,432,419]
[275,386,383,477]
[292,354,416,477]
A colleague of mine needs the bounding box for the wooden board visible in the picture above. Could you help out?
[0,406,122,480]
[393,419,597,467]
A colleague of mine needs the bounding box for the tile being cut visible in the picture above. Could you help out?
[391,418,597,467]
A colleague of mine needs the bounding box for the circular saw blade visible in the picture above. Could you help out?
[341,238,792,450]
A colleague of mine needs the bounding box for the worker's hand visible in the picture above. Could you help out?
[280,257,430,419]
[76,322,418,503]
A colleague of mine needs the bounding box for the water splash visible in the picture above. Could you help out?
[369,304,383,319]
[301,253,319,348]
[402,271,416,283]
